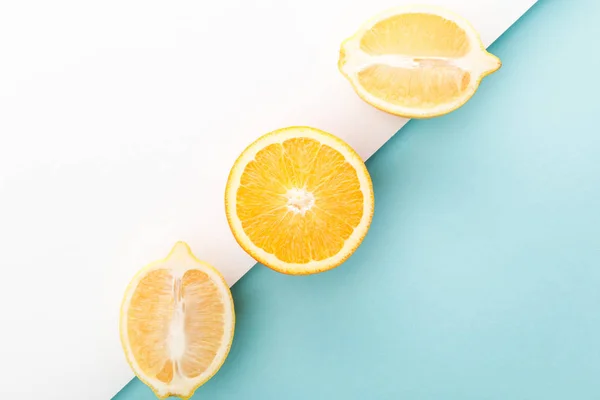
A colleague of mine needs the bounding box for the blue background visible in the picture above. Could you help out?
[115,0,600,398]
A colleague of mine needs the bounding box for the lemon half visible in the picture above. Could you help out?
[339,5,501,118]
[120,242,235,399]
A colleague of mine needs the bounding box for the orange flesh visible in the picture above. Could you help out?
[127,268,226,383]
[358,64,470,109]
[359,13,470,57]
[236,138,364,263]
[355,13,472,109]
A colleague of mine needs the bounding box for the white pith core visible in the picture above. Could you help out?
[286,188,315,215]
[341,48,497,78]
[168,277,186,361]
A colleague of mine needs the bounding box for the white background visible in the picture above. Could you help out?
[0,0,535,398]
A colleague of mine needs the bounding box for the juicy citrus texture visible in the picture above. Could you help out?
[120,242,235,400]
[339,6,501,118]
[225,127,374,274]
[127,270,225,381]
[359,13,470,57]
[237,139,363,262]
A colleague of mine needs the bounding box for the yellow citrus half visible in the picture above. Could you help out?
[225,126,374,275]
[338,5,501,118]
[120,242,235,400]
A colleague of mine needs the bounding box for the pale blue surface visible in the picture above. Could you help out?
[115,0,600,398]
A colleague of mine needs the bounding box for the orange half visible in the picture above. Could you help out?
[225,126,374,274]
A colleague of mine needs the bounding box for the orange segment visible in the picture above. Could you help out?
[127,269,174,380]
[339,5,501,118]
[359,13,470,57]
[357,64,471,109]
[120,242,235,400]
[225,126,374,274]
[180,269,226,378]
